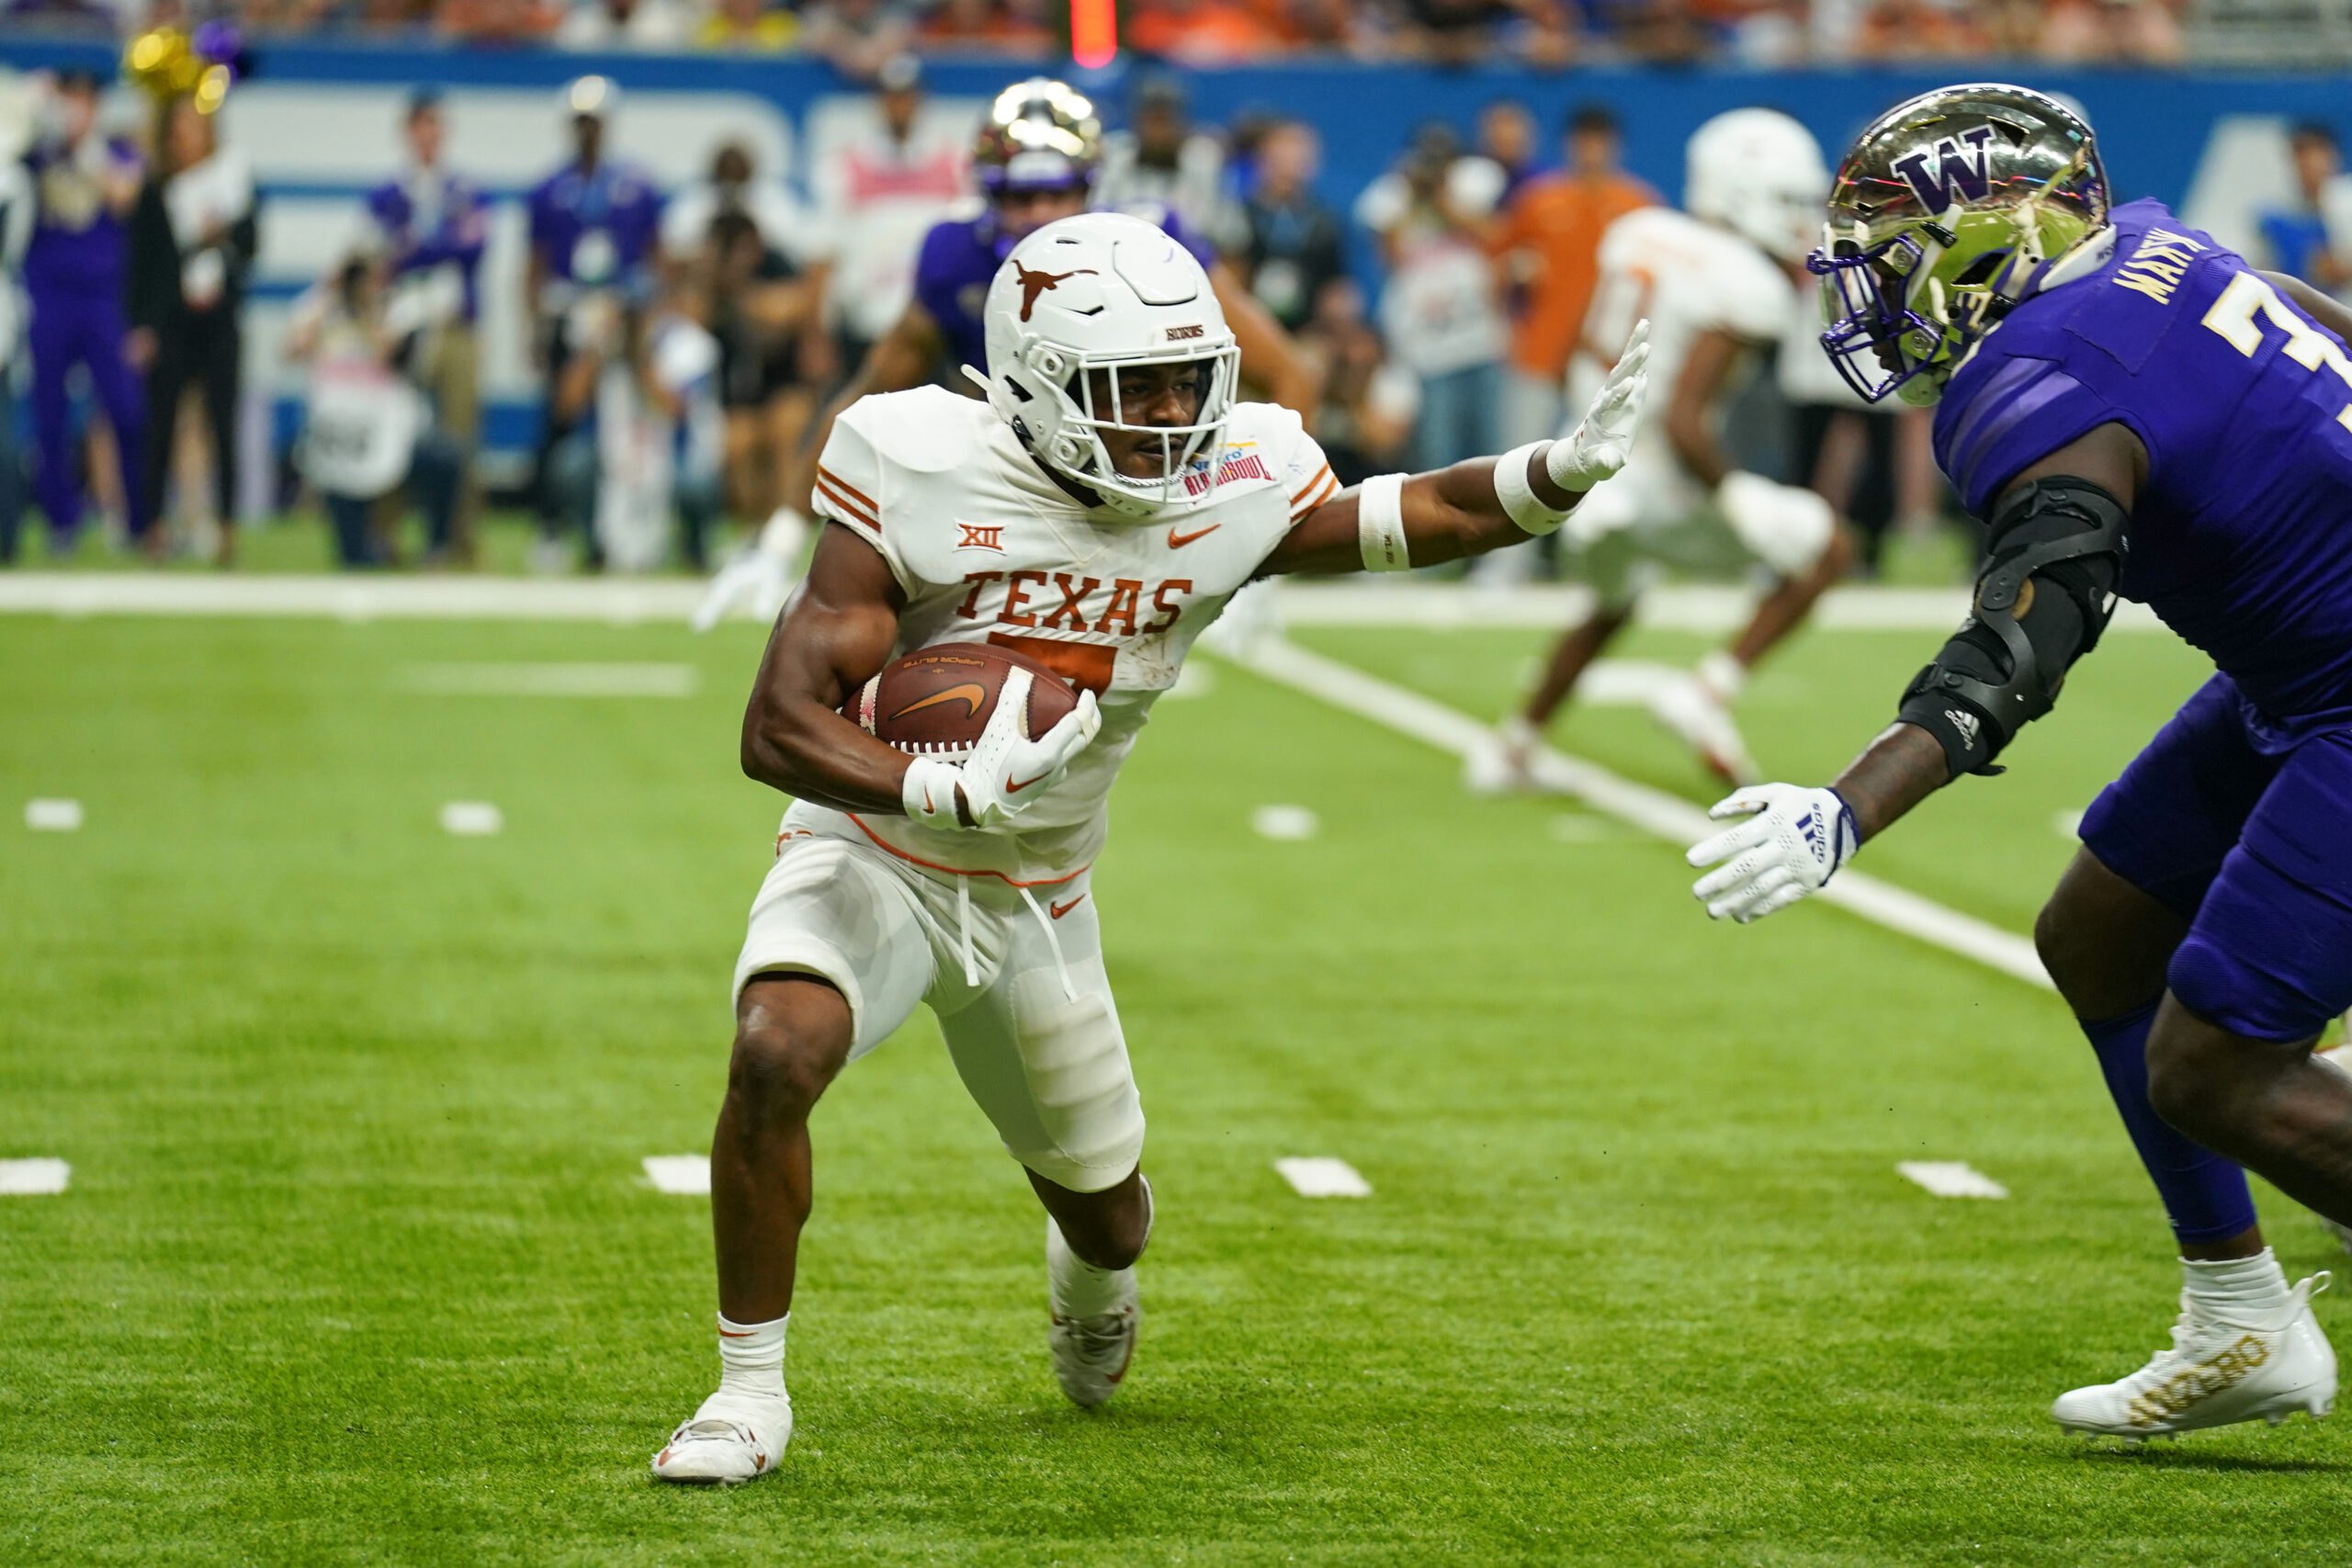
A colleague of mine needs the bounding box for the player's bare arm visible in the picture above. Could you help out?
[1261,321,1651,576]
[739,524,912,815]
[1662,327,1741,487]
[1689,420,2141,919]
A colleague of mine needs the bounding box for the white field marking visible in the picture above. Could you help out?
[439,801,504,837]
[643,1155,712,1195]
[1230,637,2053,991]
[1275,1156,1373,1198]
[0,575,2176,634]
[1264,581,2170,636]
[1575,660,1687,707]
[2052,808,2086,840]
[1896,1160,2010,1200]
[0,1158,71,1195]
[25,798,83,831]
[1251,804,1319,841]
[402,662,699,698]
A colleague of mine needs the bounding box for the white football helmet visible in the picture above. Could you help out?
[979,211,1240,518]
[1686,108,1830,265]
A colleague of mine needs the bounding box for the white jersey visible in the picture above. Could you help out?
[800,386,1338,886]
[1569,205,1792,491]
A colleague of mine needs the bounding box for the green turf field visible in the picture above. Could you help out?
[6,606,2350,1564]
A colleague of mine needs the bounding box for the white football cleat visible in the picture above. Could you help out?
[650,1393,792,1484]
[1647,674,1761,786]
[2051,1274,2335,1438]
[1046,1218,1137,1408]
[1464,716,1543,796]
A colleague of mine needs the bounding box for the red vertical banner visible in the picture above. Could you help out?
[1071,0,1116,68]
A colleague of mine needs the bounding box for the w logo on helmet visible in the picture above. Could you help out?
[1891,126,1997,212]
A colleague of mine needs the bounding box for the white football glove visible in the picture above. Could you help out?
[901,667,1102,831]
[1713,471,1835,580]
[1548,319,1650,493]
[1685,784,1859,923]
[691,506,811,633]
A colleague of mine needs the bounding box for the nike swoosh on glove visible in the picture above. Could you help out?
[1685,784,1859,923]
[902,668,1102,831]
[1546,318,1650,493]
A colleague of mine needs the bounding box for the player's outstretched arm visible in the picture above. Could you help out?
[779,299,945,514]
[1261,321,1649,576]
[1686,423,2143,921]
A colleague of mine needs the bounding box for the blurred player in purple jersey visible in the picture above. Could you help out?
[774,78,1316,543]
[1690,84,2352,1442]
[22,68,148,554]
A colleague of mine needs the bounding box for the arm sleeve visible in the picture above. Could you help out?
[1282,413,1340,524]
[809,404,913,593]
[1939,353,2133,516]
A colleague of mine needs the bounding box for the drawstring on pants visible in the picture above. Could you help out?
[1017,884,1080,1002]
[955,874,979,987]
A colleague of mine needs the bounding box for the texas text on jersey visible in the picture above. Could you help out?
[804,383,1337,886]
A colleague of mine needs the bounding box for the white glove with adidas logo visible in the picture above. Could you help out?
[1685,784,1858,923]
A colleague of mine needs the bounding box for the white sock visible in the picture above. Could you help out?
[1047,1179,1149,1320]
[715,1313,788,1404]
[2182,1248,2291,1318]
[1696,649,1747,704]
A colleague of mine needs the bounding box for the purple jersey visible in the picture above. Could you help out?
[22,134,138,299]
[1937,198,2352,728]
[368,169,488,321]
[912,198,1215,372]
[526,159,662,293]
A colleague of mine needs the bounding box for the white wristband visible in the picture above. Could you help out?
[901,755,962,826]
[1357,472,1410,572]
[1491,440,1572,536]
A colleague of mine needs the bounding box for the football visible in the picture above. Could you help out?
[842,642,1081,758]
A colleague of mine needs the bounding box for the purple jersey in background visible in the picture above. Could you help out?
[22,134,139,299]
[1937,199,2352,730]
[913,198,1215,374]
[368,170,489,321]
[526,159,663,298]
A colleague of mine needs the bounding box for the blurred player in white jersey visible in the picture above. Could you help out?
[650,209,1653,1483]
[1468,109,1853,792]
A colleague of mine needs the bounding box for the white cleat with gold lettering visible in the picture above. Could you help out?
[650,1393,791,1484]
[2052,1273,2335,1438]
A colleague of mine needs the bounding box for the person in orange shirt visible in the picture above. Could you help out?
[1489,104,1657,458]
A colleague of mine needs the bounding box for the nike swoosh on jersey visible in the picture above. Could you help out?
[890,683,989,721]
[1166,523,1221,548]
[1049,893,1087,919]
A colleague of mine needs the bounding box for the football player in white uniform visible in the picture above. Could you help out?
[1468,108,1853,793]
[650,209,1651,1483]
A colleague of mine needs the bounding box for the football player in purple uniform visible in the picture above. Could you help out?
[780,78,1315,528]
[1689,84,2352,1440]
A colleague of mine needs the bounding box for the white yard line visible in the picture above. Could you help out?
[1230,637,2053,992]
[0,1158,72,1195]
[1896,1161,2010,1199]
[0,573,2172,633]
[642,1155,712,1195]
[1275,1156,1374,1198]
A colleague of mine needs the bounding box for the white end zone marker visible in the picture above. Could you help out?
[0,1158,71,1195]
[1276,1157,1373,1198]
[1897,1161,2009,1199]
[25,799,83,831]
[643,1155,712,1195]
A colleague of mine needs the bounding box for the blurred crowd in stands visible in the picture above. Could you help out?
[5,53,2351,575]
[5,0,2200,69]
